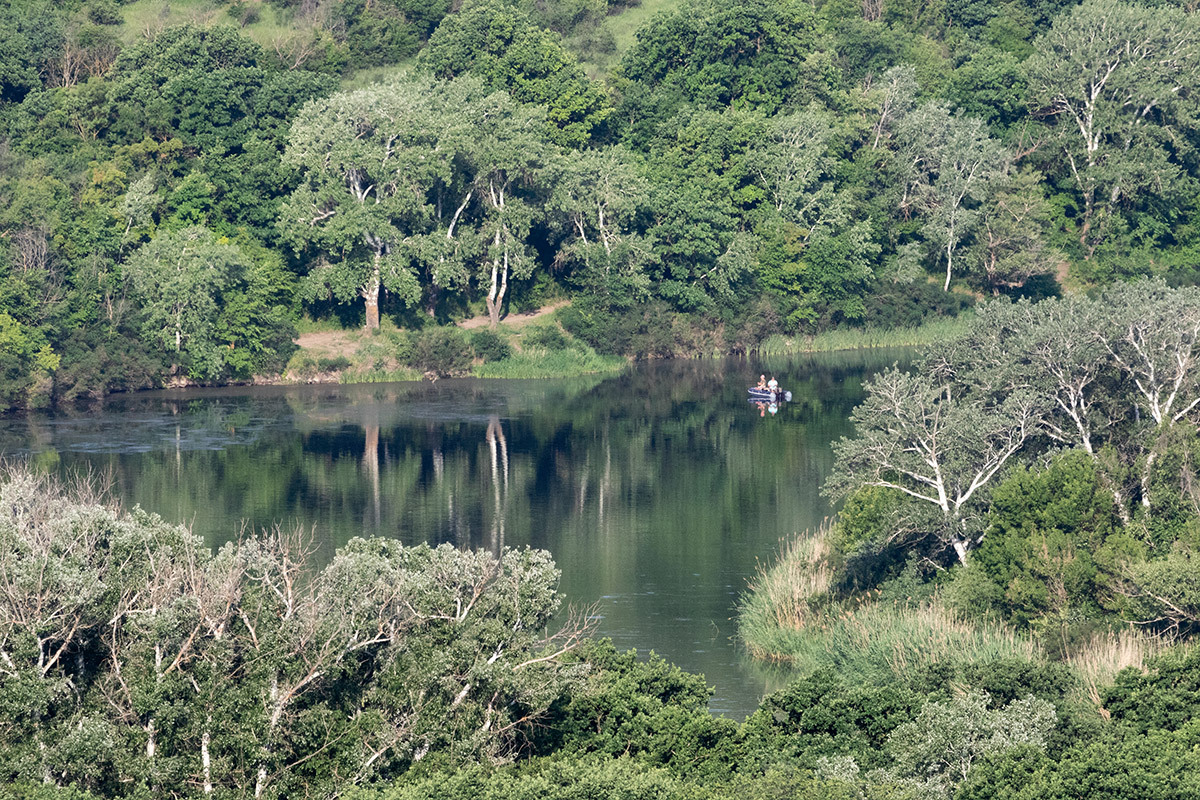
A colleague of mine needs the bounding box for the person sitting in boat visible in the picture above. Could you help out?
[756,375,767,390]
[767,376,778,393]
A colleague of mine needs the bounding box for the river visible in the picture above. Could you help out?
[0,349,905,718]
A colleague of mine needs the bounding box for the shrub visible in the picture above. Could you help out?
[472,347,624,378]
[523,324,571,351]
[561,300,692,358]
[405,326,474,376]
[86,0,122,25]
[530,640,741,781]
[860,280,974,329]
[470,329,512,362]
[743,670,918,771]
[971,451,1130,629]
[285,353,352,380]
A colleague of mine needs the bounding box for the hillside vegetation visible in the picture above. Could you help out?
[3,464,1200,800]
[4,0,1200,408]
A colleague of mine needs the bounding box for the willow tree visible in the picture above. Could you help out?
[280,78,449,330]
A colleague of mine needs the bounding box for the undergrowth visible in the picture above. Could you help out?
[473,347,626,378]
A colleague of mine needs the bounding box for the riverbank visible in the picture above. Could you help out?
[285,307,627,383]
[283,308,966,386]
[760,315,972,354]
[737,288,1200,719]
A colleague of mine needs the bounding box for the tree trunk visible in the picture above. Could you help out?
[1142,450,1157,510]
[943,229,954,292]
[201,719,213,795]
[485,228,505,329]
[364,252,382,331]
[952,538,969,565]
[426,284,439,318]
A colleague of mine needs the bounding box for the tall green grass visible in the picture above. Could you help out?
[740,526,1039,685]
[742,596,1039,686]
[473,348,626,378]
[340,62,419,91]
[757,316,974,356]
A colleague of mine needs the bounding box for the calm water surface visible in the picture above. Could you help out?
[0,351,906,717]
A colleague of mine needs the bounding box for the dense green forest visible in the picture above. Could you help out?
[3,0,1200,409]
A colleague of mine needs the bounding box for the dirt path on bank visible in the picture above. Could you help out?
[457,300,570,329]
[294,330,363,359]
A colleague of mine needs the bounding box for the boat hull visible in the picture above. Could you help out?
[748,388,792,402]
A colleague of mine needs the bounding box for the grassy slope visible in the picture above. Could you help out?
[606,0,679,53]
[119,0,296,45]
[579,0,680,76]
[116,0,681,85]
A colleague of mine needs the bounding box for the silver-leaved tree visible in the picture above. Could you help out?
[0,467,588,798]
[827,279,1200,565]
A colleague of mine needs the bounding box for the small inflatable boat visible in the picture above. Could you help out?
[748,387,792,402]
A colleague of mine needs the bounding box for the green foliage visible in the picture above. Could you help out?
[833,486,906,555]
[959,647,1200,799]
[335,0,448,67]
[419,0,610,147]
[522,323,570,351]
[471,346,625,378]
[0,20,40,104]
[404,325,475,376]
[341,757,716,800]
[125,226,295,381]
[560,298,750,358]
[0,466,581,797]
[617,0,828,123]
[14,0,1200,401]
[0,312,57,410]
[1024,0,1200,260]
[881,691,1057,798]
[285,352,353,379]
[531,639,742,780]
[469,328,512,362]
[743,670,918,770]
[971,451,1129,627]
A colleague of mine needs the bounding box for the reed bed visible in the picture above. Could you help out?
[756,317,973,355]
[1067,629,1168,710]
[740,522,837,634]
[740,526,1039,685]
[472,348,626,379]
[743,594,1038,686]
